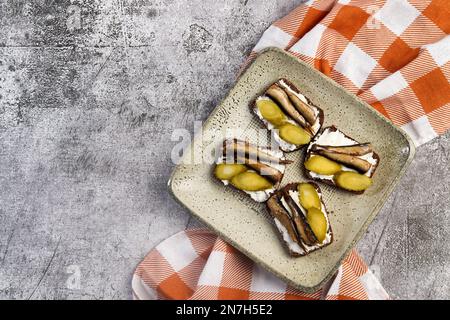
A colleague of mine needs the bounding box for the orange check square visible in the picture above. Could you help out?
[218,287,250,300]
[285,293,317,300]
[314,58,332,76]
[410,68,450,114]
[379,38,420,73]
[295,7,329,38]
[423,0,450,33]
[157,273,193,300]
[371,101,390,119]
[328,6,370,40]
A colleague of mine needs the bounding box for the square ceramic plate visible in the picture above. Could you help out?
[168,48,415,292]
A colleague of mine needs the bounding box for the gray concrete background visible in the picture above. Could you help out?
[0,0,448,300]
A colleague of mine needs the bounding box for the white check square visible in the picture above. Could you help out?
[197,251,225,286]
[253,26,293,53]
[371,71,408,101]
[303,0,315,6]
[374,0,420,36]
[401,116,437,146]
[425,35,450,67]
[334,43,377,88]
[291,24,326,58]
[157,231,198,272]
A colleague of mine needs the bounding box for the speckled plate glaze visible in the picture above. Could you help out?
[168,48,415,293]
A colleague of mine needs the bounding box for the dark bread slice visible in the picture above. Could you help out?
[304,126,380,195]
[266,182,333,257]
[250,79,324,153]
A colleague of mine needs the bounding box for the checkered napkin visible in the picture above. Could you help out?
[249,0,450,146]
[133,0,450,300]
[132,229,389,300]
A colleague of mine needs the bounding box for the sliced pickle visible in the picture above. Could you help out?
[278,123,311,146]
[304,155,341,175]
[256,99,286,126]
[306,207,328,243]
[298,183,321,210]
[214,163,247,181]
[234,155,283,184]
[230,171,273,191]
[334,171,373,192]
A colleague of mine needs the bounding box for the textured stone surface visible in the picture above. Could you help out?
[0,0,448,300]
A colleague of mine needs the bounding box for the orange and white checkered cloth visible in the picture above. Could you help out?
[249,0,450,146]
[133,229,389,300]
[133,0,450,300]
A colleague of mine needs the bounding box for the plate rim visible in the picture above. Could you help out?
[167,47,416,293]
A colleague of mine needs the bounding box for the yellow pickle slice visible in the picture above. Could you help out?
[230,171,273,192]
[214,163,247,181]
[334,171,373,191]
[306,207,328,243]
[278,123,311,146]
[256,99,287,127]
[304,155,341,175]
[298,183,321,209]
